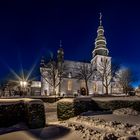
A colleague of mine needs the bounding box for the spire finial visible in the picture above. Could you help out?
[59,40,62,48]
[99,12,102,25]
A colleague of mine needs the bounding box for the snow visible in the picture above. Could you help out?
[1,99,140,139]
[61,115,140,139]
[0,131,38,140]
[58,98,74,103]
[113,108,139,116]
[0,98,43,105]
[92,96,140,101]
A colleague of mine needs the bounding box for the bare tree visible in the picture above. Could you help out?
[117,68,136,95]
[98,58,119,94]
[40,52,65,95]
[75,62,95,96]
[41,59,58,95]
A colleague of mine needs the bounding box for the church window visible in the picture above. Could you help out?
[101,58,103,62]
[93,82,98,92]
[68,80,72,91]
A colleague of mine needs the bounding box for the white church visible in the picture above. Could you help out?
[40,14,121,96]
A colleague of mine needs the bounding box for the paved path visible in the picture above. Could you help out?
[44,103,58,123]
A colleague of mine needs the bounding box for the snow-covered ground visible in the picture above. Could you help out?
[61,113,140,139]
[1,100,140,140]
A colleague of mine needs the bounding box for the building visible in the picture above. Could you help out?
[40,14,113,96]
[30,81,41,96]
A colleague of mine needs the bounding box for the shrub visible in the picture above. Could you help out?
[94,100,140,111]
[57,99,75,120]
[57,97,140,120]
[0,101,24,127]
[24,100,45,129]
[57,97,94,120]
[0,98,45,128]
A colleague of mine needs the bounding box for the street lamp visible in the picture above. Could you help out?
[19,80,28,96]
[20,81,27,88]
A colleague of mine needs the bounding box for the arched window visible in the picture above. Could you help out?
[101,58,103,62]
[68,80,72,91]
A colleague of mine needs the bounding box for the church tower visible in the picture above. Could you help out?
[91,13,112,94]
[93,13,109,57]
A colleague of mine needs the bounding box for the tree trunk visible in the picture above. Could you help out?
[123,86,127,95]
[105,86,108,95]
[53,86,56,96]
[58,77,61,96]
[105,78,109,95]
[85,80,89,96]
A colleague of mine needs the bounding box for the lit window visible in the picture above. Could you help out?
[68,80,72,91]
[93,83,98,92]
[80,80,85,88]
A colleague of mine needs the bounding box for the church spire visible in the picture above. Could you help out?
[57,40,64,62]
[59,40,62,48]
[92,13,109,57]
[99,12,102,26]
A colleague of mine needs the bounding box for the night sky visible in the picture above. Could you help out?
[0,0,140,86]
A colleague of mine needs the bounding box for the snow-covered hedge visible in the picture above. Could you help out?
[57,97,140,120]
[0,100,24,127]
[0,98,45,128]
[94,100,140,112]
[57,97,94,120]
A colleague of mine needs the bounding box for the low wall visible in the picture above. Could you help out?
[0,98,45,128]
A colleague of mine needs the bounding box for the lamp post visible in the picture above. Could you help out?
[19,80,28,96]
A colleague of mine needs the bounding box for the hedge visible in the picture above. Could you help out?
[94,100,140,112]
[57,97,140,120]
[0,98,45,128]
[57,97,94,120]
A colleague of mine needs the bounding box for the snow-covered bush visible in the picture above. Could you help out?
[57,98,140,120]
[0,98,45,128]
[95,100,140,112]
[24,99,45,128]
[0,100,24,127]
[57,97,94,120]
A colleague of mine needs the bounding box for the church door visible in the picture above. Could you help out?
[80,87,87,95]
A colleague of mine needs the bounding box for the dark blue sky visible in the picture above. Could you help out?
[0,0,140,86]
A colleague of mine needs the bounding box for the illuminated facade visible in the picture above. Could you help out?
[40,14,116,96]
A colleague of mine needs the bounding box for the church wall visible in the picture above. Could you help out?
[61,78,80,95]
[41,77,50,96]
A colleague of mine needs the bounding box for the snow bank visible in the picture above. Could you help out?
[61,116,140,140]
[113,108,140,116]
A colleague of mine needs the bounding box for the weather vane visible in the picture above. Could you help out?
[99,12,102,25]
